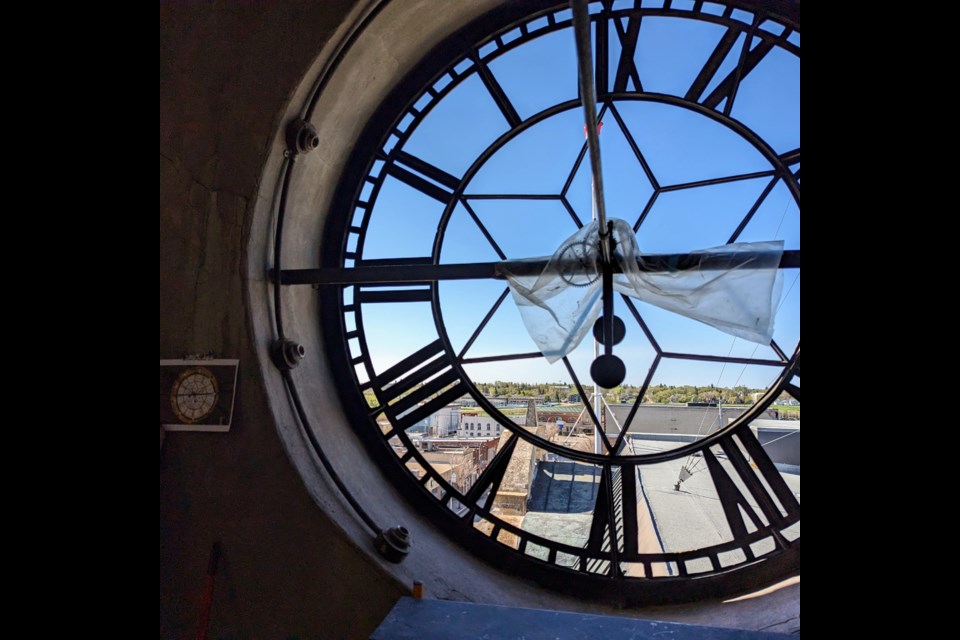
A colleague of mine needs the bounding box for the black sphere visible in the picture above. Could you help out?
[592,314,626,346]
[590,354,626,388]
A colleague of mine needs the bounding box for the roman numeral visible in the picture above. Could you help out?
[703,428,800,559]
[586,468,614,554]
[612,13,642,93]
[702,448,763,558]
[373,340,465,431]
[594,7,609,97]
[619,465,639,557]
[356,286,432,304]
[730,426,800,521]
[685,26,740,103]
[353,258,436,300]
[472,55,521,128]
[685,24,773,114]
[386,150,461,204]
[594,8,643,97]
[584,466,622,576]
[463,434,519,513]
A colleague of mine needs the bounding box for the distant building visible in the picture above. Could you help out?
[402,440,504,515]
[429,404,460,437]
[602,403,780,436]
[414,436,500,464]
[458,412,505,438]
[752,419,800,467]
[536,406,593,428]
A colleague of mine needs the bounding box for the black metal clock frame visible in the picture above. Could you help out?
[273,0,800,605]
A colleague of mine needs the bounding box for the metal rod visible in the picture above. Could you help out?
[571,0,610,264]
[277,249,800,285]
[602,248,613,356]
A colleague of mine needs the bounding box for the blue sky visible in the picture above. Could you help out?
[352,7,799,390]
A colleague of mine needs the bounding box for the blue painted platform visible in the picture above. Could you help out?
[372,597,793,639]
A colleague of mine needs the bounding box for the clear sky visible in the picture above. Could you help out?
[353,6,799,391]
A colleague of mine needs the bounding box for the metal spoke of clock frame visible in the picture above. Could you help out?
[620,296,661,353]
[460,351,544,365]
[278,250,800,285]
[606,102,660,192]
[463,194,569,201]
[632,191,659,233]
[560,102,610,203]
[769,339,791,364]
[561,196,585,229]
[660,169,777,194]
[660,352,787,368]
[456,286,511,360]
[727,175,781,244]
[461,199,508,261]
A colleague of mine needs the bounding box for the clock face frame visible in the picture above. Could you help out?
[304,0,799,603]
[170,367,220,424]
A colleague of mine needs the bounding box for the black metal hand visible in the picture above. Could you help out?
[572,0,625,388]
[276,251,800,285]
[589,222,626,388]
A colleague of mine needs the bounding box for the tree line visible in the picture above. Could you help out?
[473,381,786,405]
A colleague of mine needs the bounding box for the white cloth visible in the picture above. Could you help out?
[497,219,783,362]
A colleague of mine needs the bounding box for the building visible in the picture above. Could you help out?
[429,404,460,437]
[602,403,780,437]
[457,412,505,438]
[537,406,594,430]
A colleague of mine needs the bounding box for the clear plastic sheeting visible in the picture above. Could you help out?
[497,219,783,362]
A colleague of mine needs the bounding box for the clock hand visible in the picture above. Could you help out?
[571,0,609,260]
[572,0,621,387]
[276,250,800,285]
[590,221,626,388]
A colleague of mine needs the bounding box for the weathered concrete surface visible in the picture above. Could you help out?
[160,3,407,638]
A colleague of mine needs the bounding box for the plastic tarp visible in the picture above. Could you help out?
[497,219,783,362]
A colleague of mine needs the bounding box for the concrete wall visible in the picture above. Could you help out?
[160,3,406,638]
[755,421,801,467]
